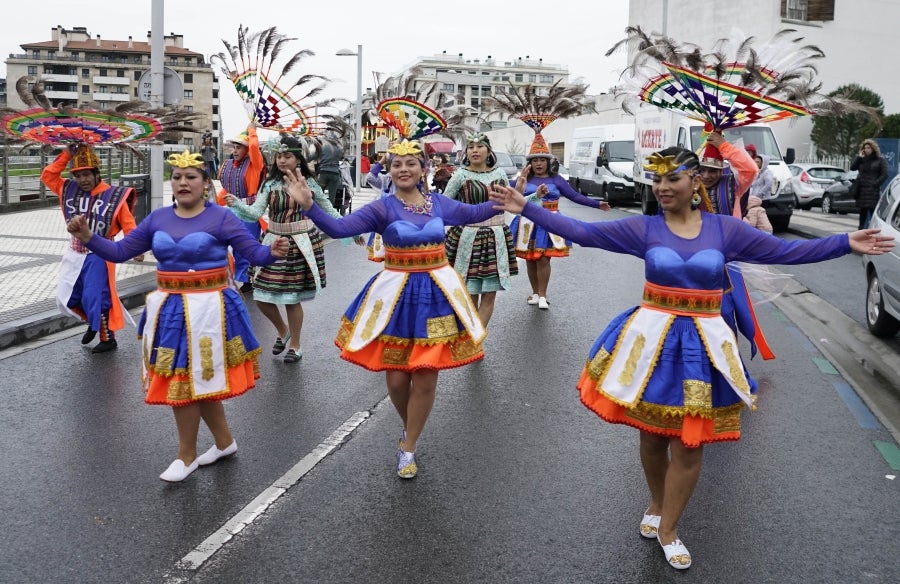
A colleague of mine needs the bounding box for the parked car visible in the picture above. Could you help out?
[862,176,900,337]
[493,151,518,182]
[787,163,846,209]
[821,170,860,215]
[510,154,527,171]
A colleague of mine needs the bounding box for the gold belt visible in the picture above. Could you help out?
[157,267,229,293]
[641,282,722,316]
[384,243,449,271]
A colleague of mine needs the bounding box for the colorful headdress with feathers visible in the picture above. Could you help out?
[0,76,201,155]
[484,79,594,158]
[366,69,474,147]
[606,26,879,133]
[211,26,329,135]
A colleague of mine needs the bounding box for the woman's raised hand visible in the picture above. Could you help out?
[66,215,93,243]
[849,228,895,255]
[489,184,527,214]
[282,167,313,210]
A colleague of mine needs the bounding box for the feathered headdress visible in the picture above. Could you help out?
[0,76,201,154]
[484,79,595,157]
[366,68,473,145]
[606,26,879,133]
[211,25,329,135]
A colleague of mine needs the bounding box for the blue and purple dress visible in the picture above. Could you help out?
[84,203,279,405]
[509,175,602,260]
[517,204,851,446]
[305,193,498,371]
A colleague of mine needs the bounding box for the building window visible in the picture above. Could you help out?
[82,85,90,94]
[212,121,219,130]
[27,66,37,75]
[134,71,142,81]
[82,69,90,78]
[442,83,455,92]
[48,51,56,60]
[184,105,193,112]
[183,138,193,146]
[782,0,834,21]
[183,90,194,100]
[117,70,125,77]
[539,74,553,83]
[31,50,40,58]
[99,68,107,76]
[184,73,193,83]
[528,74,537,83]
[514,73,523,82]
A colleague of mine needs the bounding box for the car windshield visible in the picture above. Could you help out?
[605,141,634,161]
[808,167,845,180]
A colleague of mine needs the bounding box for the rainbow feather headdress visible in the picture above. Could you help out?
[607,26,877,133]
[484,79,594,157]
[367,69,474,148]
[0,76,200,152]
[211,25,330,136]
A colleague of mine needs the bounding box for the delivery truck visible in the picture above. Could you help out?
[633,102,797,230]
[568,124,636,204]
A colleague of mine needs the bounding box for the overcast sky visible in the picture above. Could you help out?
[2,1,630,139]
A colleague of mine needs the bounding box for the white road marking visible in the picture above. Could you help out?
[172,411,370,573]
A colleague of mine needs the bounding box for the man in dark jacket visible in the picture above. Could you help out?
[850,139,889,229]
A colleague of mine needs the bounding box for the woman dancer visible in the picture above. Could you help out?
[442,132,519,326]
[67,150,289,482]
[510,146,610,310]
[489,146,893,569]
[282,138,500,479]
[225,135,361,363]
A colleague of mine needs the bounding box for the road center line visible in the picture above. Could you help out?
[173,410,371,572]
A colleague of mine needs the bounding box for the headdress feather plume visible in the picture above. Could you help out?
[211,25,327,134]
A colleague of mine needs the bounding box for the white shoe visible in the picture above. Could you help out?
[538,296,549,310]
[526,293,539,305]
[196,440,238,466]
[397,449,417,479]
[658,536,692,570]
[159,458,199,482]
[639,510,661,539]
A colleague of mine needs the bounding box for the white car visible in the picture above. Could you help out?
[862,175,900,337]
[787,163,846,209]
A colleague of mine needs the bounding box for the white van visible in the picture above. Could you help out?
[568,124,636,204]
[633,102,796,230]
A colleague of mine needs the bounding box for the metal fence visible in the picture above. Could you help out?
[0,144,152,205]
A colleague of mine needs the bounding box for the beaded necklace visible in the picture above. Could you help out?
[397,193,433,215]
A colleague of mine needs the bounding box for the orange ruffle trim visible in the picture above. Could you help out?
[336,337,484,372]
[516,248,570,261]
[144,359,259,406]
[576,368,742,448]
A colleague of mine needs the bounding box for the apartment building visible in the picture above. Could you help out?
[5,26,220,150]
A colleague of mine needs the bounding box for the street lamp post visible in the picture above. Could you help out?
[336,45,363,194]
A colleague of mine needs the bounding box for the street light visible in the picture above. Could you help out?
[336,45,363,194]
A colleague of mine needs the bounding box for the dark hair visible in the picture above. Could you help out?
[656,147,701,173]
[266,136,313,181]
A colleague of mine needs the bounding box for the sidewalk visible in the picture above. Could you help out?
[0,185,380,350]
[0,196,849,351]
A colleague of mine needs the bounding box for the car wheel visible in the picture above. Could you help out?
[821,195,833,214]
[794,195,804,210]
[866,270,900,337]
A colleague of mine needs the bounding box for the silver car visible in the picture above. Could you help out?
[787,163,846,209]
[862,175,900,337]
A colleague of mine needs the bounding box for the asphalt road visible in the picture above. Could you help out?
[0,202,897,583]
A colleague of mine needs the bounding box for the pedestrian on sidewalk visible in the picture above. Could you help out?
[66,150,289,482]
[743,194,773,233]
[225,134,362,364]
[41,144,143,353]
[489,146,894,570]
[282,137,500,480]
[850,139,888,229]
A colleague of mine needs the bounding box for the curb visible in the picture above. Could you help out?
[0,273,156,351]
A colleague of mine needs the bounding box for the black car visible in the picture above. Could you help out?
[821,170,860,215]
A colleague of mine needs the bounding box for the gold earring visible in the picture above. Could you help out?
[691,190,702,207]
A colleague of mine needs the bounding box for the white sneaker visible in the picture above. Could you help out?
[526,294,539,305]
[159,458,199,482]
[397,449,417,479]
[196,440,238,466]
[538,296,549,309]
